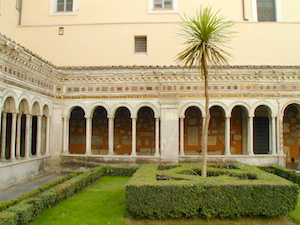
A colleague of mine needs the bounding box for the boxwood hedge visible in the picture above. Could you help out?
[259,165,300,185]
[0,166,138,225]
[125,163,299,219]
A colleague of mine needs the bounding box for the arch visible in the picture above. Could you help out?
[136,107,155,156]
[179,102,204,118]
[31,102,41,116]
[183,106,203,155]
[110,103,134,118]
[230,105,249,155]
[253,105,272,154]
[90,103,110,118]
[114,107,132,155]
[282,103,300,163]
[18,99,30,114]
[228,101,251,117]
[208,106,226,155]
[209,101,229,117]
[91,106,108,155]
[250,101,277,117]
[134,102,160,118]
[69,107,86,154]
[63,103,88,118]
[3,97,17,113]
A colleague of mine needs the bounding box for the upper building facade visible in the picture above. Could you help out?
[1,0,300,66]
[1,0,300,190]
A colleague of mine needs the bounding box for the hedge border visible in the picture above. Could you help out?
[125,163,299,219]
[259,165,300,185]
[0,166,138,225]
[0,172,80,212]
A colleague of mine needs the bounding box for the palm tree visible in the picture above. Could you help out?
[176,7,234,177]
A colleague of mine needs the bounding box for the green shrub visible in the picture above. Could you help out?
[0,211,17,225]
[0,173,79,212]
[0,165,138,224]
[259,166,300,185]
[7,201,35,224]
[126,164,299,219]
[103,166,138,177]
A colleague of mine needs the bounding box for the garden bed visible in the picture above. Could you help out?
[125,163,299,219]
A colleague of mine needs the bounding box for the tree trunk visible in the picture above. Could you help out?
[201,58,210,177]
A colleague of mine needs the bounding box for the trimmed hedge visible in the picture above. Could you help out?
[0,173,79,212]
[0,166,137,225]
[125,163,299,219]
[259,165,300,185]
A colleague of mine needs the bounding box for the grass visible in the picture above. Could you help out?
[30,176,300,225]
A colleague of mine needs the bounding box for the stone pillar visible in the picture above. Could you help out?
[10,112,17,162]
[16,114,22,159]
[179,117,185,156]
[247,115,254,155]
[225,116,231,155]
[24,114,31,159]
[85,116,92,155]
[154,117,160,157]
[45,116,51,155]
[36,115,42,157]
[277,115,285,166]
[131,118,137,156]
[62,116,69,154]
[271,115,277,155]
[108,117,114,155]
[159,99,179,163]
[1,112,7,161]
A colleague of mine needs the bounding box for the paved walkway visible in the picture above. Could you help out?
[0,173,68,203]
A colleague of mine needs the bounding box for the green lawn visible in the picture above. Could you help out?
[30,176,299,225]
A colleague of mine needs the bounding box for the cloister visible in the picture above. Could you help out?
[2,92,300,166]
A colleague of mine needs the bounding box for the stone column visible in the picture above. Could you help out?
[131,118,137,156]
[179,117,185,156]
[16,114,22,159]
[36,115,42,157]
[1,112,7,161]
[225,116,231,155]
[62,116,69,154]
[24,114,31,159]
[45,116,51,155]
[271,115,277,155]
[108,117,114,155]
[154,117,160,157]
[10,112,17,162]
[85,116,92,155]
[159,99,179,163]
[247,115,254,155]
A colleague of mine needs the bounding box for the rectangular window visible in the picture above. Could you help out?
[257,0,276,21]
[135,36,147,53]
[154,0,173,10]
[57,0,73,12]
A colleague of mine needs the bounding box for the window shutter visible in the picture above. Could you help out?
[257,0,276,21]
[135,36,147,53]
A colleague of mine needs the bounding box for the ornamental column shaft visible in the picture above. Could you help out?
[179,117,184,156]
[16,114,22,159]
[1,112,7,161]
[45,116,51,155]
[271,116,277,155]
[225,116,231,155]
[24,114,31,159]
[10,112,17,162]
[247,116,254,155]
[108,117,114,155]
[62,117,69,154]
[154,118,160,157]
[36,115,42,157]
[85,117,92,155]
[131,118,137,156]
